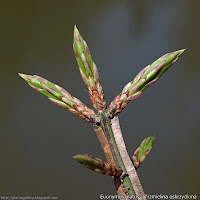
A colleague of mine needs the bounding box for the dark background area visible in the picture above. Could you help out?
[0,0,200,199]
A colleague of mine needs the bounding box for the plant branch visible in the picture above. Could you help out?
[93,123,126,196]
[19,26,185,199]
[95,111,145,197]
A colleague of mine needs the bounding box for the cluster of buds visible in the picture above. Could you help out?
[19,26,185,183]
[19,26,185,123]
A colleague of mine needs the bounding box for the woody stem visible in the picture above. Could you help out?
[94,111,146,199]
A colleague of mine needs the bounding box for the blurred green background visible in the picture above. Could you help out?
[0,0,200,199]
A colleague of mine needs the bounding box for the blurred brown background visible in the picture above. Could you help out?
[0,0,200,199]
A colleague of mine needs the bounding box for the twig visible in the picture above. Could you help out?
[19,25,185,199]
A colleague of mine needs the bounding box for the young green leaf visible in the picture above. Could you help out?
[73,26,106,111]
[73,154,123,177]
[132,136,155,169]
[19,73,96,122]
[108,49,185,115]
